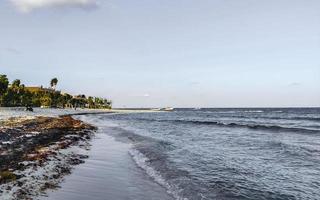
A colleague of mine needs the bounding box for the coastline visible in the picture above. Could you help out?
[0,108,169,200]
[40,115,174,200]
[1,108,319,199]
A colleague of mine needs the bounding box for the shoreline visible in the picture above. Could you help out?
[0,109,168,200]
[40,114,174,200]
[0,107,166,118]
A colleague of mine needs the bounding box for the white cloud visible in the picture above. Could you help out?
[10,0,98,13]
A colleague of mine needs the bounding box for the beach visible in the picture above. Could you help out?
[41,115,173,200]
[2,1,318,199]
[0,114,96,199]
[0,108,172,200]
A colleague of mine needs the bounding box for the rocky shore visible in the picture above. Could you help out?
[0,115,96,199]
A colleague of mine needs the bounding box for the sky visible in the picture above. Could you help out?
[0,0,319,108]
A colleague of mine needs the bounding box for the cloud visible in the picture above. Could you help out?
[10,0,98,13]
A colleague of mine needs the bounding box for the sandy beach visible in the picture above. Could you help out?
[0,108,170,200]
[41,114,173,200]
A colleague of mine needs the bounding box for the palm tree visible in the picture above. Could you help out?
[50,78,58,90]
[12,79,21,88]
[11,79,21,94]
[0,75,9,95]
[0,74,9,106]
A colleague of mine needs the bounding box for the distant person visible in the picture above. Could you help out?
[25,106,33,112]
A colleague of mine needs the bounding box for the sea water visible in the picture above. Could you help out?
[2,108,320,200]
[86,108,320,200]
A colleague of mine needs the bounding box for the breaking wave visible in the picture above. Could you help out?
[129,149,186,200]
[135,118,320,134]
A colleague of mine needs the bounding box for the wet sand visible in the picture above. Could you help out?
[0,110,172,200]
[41,116,173,200]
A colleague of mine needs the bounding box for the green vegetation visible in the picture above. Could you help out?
[0,74,112,109]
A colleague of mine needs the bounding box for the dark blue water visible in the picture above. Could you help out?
[99,108,320,200]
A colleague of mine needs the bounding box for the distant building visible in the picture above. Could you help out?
[25,86,56,93]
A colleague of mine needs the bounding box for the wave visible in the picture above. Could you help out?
[107,127,207,200]
[188,120,319,133]
[265,141,320,168]
[129,149,186,200]
[183,120,319,134]
[243,110,264,113]
[240,116,320,122]
[136,118,320,134]
[248,116,320,122]
[100,115,320,200]
[203,110,265,114]
[202,114,320,122]
[129,147,209,200]
[290,117,320,122]
[189,110,320,123]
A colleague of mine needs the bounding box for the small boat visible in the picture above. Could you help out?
[163,107,174,111]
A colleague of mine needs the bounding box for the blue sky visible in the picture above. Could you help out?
[0,0,319,107]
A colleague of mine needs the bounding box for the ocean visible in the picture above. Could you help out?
[82,108,320,200]
[2,108,320,200]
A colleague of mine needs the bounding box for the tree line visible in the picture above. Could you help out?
[0,74,112,109]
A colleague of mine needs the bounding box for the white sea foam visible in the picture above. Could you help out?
[243,110,264,113]
[205,110,264,114]
[129,148,188,200]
